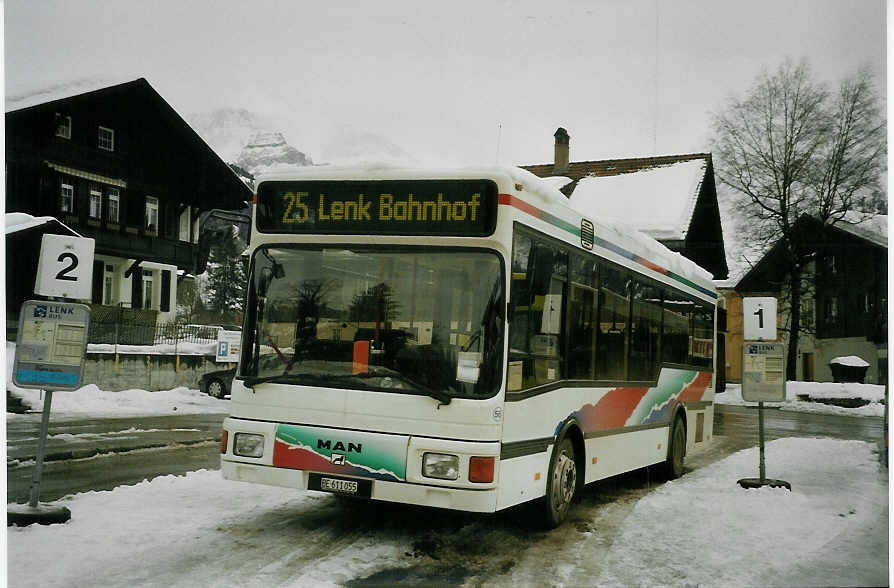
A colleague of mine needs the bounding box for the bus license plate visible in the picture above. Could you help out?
[320,478,358,494]
[308,473,372,497]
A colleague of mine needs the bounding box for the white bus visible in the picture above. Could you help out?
[221,166,717,527]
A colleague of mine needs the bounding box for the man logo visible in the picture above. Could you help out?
[330,453,346,466]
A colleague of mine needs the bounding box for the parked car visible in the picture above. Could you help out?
[199,367,236,399]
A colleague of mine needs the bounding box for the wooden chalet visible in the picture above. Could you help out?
[6,78,252,328]
[734,214,887,384]
[522,128,728,281]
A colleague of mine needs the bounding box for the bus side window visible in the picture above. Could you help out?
[508,232,567,389]
[567,254,597,380]
[689,303,714,368]
[629,281,662,381]
[596,264,629,380]
[662,290,691,365]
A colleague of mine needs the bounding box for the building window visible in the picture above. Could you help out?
[98,126,115,151]
[89,187,102,219]
[145,196,159,233]
[104,275,113,305]
[55,114,71,139]
[103,265,115,305]
[107,188,120,223]
[60,183,74,213]
[824,296,839,323]
[826,254,837,275]
[801,298,815,330]
[143,276,153,310]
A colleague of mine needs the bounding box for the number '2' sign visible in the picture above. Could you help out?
[34,234,96,300]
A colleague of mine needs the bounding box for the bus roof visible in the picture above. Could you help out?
[255,165,717,298]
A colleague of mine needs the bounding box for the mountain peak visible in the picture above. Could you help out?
[237,131,312,174]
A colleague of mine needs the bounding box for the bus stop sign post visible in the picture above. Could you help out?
[737,297,790,491]
[8,239,94,527]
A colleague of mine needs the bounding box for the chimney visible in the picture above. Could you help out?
[553,127,570,174]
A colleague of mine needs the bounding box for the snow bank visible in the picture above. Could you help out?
[786,380,885,402]
[8,385,229,419]
[87,342,217,356]
[716,382,886,417]
[6,342,228,419]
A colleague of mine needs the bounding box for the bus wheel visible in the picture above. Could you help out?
[543,437,577,528]
[665,414,686,479]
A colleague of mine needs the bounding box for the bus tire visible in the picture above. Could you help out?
[542,436,577,528]
[664,414,686,479]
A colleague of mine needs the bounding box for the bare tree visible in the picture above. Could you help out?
[712,59,886,375]
[809,67,887,221]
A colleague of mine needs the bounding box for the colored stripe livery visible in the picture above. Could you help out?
[568,368,712,435]
[273,424,407,482]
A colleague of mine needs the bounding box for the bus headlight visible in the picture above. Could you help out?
[422,452,459,480]
[234,433,265,458]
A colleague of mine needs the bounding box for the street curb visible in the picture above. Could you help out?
[8,439,220,466]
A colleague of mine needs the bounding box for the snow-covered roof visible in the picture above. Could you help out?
[833,214,887,248]
[568,158,707,241]
[6,76,138,112]
[4,212,80,236]
[540,176,574,191]
[830,356,870,368]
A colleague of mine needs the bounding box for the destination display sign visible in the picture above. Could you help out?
[256,179,498,236]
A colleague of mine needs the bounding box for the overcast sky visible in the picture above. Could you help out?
[4,0,887,166]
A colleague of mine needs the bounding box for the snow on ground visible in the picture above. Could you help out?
[6,437,887,587]
[6,342,228,419]
[587,438,888,588]
[7,384,228,419]
[716,382,886,418]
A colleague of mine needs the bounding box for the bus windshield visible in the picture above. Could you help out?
[242,246,505,401]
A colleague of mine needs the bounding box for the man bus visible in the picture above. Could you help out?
[220,165,716,527]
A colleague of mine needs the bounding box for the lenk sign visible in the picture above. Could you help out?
[257,179,498,236]
[13,300,91,390]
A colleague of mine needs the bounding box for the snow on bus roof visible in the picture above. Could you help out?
[255,165,716,293]
[505,167,715,290]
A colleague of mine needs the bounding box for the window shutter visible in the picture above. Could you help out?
[160,270,171,312]
[131,267,143,309]
[91,260,104,304]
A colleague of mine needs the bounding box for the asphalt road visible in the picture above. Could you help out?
[7,413,227,504]
[6,405,886,505]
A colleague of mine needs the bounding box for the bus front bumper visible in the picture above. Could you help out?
[221,460,499,513]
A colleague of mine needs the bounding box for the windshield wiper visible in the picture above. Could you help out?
[240,374,308,389]
[240,373,351,389]
[240,371,452,405]
[352,369,453,406]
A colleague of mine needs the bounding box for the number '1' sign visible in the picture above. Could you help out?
[742,297,777,341]
[34,234,96,300]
